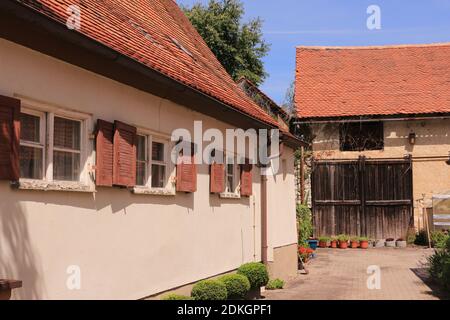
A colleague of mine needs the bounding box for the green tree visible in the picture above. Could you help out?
[182,0,270,85]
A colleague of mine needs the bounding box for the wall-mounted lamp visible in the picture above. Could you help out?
[408,132,416,145]
[446,151,450,166]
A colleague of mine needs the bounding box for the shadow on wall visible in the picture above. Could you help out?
[0,202,45,299]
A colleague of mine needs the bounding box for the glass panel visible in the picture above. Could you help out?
[54,117,81,150]
[53,150,80,181]
[227,164,234,192]
[136,162,146,186]
[20,146,43,179]
[152,142,164,161]
[20,113,40,143]
[151,164,165,188]
[136,135,147,161]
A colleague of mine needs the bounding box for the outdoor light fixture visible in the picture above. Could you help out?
[446,152,450,166]
[408,132,416,145]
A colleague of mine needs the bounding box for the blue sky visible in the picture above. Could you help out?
[177,0,450,104]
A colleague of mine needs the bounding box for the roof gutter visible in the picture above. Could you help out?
[1,0,276,131]
[294,114,450,124]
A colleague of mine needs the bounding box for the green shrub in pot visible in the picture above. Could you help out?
[191,280,227,300]
[237,262,269,289]
[218,274,250,300]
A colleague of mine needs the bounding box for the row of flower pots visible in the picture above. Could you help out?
[314,235,407,249]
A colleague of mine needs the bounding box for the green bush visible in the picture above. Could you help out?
[337,234,350,242]
[265,278,284,290]
[318,236,330,242]
[191,280,227,300]
[297,204,313,245]
[428,234,450,291]
[237,262,269,289]
[414,230,429,246]
[218,274,250,299]
[430,231,449,249]
[161,293,193,300]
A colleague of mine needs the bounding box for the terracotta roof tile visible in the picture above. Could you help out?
[15,0,278,127]
[295,43,450,119]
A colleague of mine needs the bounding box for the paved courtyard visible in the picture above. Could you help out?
[264,247,448,300]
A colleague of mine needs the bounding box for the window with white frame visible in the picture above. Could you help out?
[19,111,45,180]
[135,134,168,188]
[225,156,236,193]
[19,106,87,183]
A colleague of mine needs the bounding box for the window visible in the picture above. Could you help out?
[53,117,81,181]
[225,156,236,193]
[19,111,45,179]
[151,141,166,188]
[136,135,148,186]
[135,135,168,189]
[339,122,384,151]
[18,105,88,185]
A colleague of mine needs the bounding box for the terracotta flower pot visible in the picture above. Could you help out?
[330,240,337,248]
[338,241,348,249]
[319,241,328,248]
[360,240,369,249]
[350,240,359,248]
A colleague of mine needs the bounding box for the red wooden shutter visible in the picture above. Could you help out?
[95,119,114,186]
[210,162,225,193]
[240,163,253,196]
[0,95,20,181]
[176,154,197,192]
[113,121,137,187]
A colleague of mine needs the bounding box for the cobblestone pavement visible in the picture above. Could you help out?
[264,247,448,300]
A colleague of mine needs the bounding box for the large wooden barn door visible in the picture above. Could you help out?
[312,156,413,239]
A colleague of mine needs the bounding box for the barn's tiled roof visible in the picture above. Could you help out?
[295,43,450,119]
[15,0,278,126]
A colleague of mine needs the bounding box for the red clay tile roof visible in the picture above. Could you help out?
[15,0,278,127]
[295,43,450,119]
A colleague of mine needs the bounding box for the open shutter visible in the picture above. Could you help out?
[113,121,136,187]
[210,162,225,193]
[176,154,197,192]
[240,163,253,196]
[0,95,20,181]
[95,119,114,186]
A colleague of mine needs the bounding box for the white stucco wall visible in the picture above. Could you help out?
[0,39,297,299]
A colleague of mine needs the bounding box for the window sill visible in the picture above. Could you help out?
[12,179,95,193]
[219,192,241,199]
[132,186,176,196]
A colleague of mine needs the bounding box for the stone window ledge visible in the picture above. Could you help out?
[12,179,95,193]
[132,187,176,196]
[219,192,241,199]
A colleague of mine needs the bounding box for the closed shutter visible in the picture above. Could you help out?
[113,121,137,187]
[95,119,114,186]
[240,163,253,196]
[176,154,197,192]
[0,95,20,181]
[210,162,225,193]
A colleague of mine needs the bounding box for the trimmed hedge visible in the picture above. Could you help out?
[237,262,269,289]
[191,280,227,300]
[265,278,284,290]
[218,274,250,299]
[161,293,193,300]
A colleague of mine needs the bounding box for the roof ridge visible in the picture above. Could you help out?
[296,42,450,50]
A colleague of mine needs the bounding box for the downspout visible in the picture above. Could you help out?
[260,172,268,264]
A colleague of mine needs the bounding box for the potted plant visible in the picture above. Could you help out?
[318,236,330,248]
[307,237,319,250]
[385,238,396,247]
[374,239,385,248]
[359,236,369,249]
[337,234,349,249]
[350,236,359,248]
[330,236,338,248]
[396,238,407,248]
